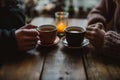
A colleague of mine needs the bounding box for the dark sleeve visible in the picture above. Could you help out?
[0,29,19,54]
[102,31,120,58]
[0,7,25,30]
[9,7,25,28]
[88,0,116,26]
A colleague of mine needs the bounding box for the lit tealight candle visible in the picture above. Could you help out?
[55,12,69,37]
[57,21,67,33]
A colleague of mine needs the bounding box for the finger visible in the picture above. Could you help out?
[86,30,96,36]
[23,29,39,36]
[86,34,94,41]
[28,29,39,36]
[96,23,104,29]
[22,24,37,29]
[23,36,39,42]
[87,24,96,28]
[86,27,94,31]
[92,26,100,32]
[94,22,105,30]
[85,31,96,40]
[87,23,100,31]
[85,33,94,40]
[97,22,104,26]
[86,27,93,31]
[88,22,104,30]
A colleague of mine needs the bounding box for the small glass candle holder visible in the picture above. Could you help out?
[55,12,69,37]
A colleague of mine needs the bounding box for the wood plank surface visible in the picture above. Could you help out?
[0,48,45,80]
[83,45,120,80]
[1,17,120,80]
[31,17,88,80]
[40,40,88,80]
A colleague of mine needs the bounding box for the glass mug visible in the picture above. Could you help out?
[55,12,69,37]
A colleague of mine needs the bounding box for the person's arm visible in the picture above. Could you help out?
[0,6,25,30]
[0,29,19,53]
[88,0,116,27]
[9,6,25,29]
[0,24,39,54]
[103,31,120,57]
[86,24,120,58]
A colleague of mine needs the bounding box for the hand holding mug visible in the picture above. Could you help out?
[15,24,39,51]
[86,22,106,48]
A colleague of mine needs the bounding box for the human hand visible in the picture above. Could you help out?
[114,0,120,6]
[15,24,39,51]
[86,23,106,48]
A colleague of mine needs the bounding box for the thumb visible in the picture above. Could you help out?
[96,22,104,29]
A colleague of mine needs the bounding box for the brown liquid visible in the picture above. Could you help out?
[40,27,55,32]
[68,29,83,33]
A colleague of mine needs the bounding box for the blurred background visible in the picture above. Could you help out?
[23,0,101,23]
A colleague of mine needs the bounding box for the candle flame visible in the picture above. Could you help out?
[57,22,67,33]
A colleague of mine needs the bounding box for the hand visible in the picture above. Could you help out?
[86,23,106,48]
[15,24,39,51]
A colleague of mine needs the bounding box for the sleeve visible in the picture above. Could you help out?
[0,29,19,55]
[103,31,120,58]
[10,7,26,28]
[87,0,116,27]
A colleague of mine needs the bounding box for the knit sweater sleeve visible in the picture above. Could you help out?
[103,31,120,57]
[88,0,116,27]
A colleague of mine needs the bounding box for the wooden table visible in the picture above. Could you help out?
[0,17,120,80]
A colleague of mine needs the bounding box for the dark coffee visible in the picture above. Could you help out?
[67,29,83,33]
[65,26,86,47]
